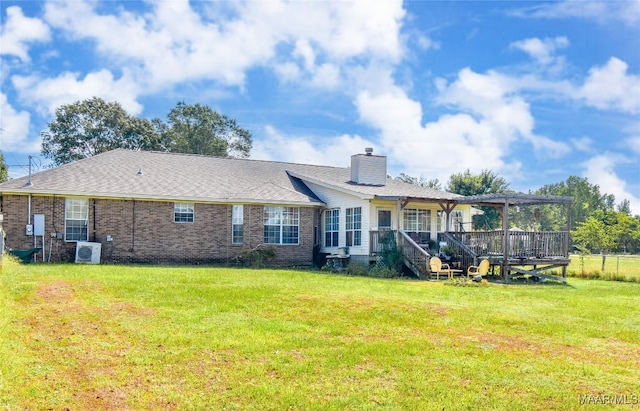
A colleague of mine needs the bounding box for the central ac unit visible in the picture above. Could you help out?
[75,241,102,264]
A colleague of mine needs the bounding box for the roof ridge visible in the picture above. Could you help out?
[136,149,350,170]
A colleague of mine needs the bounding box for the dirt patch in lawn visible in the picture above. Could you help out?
[21,279,157,410]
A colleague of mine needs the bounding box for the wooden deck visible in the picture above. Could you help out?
[370,229,571,282]
[448,231,570,282]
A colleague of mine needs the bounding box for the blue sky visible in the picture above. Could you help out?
[1,0,639,213]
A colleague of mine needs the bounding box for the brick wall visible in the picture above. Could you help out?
[1,194,317,266]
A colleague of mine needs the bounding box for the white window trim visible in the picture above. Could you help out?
[264,206,300,245]
[324,208,340,248]
[174,202,194,223]
[346,207,362,247]
[64,198,89,242]
[232,205,244,244]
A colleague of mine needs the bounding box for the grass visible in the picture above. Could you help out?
[567,254,640,282]
[1,256,639,410]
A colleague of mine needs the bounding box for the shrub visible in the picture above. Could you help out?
[346,262,369,276]
[233,245,278,268]
[369,265,399,279]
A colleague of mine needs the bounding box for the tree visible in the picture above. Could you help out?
[572,217,616,254]
[0,151,8,183]
[612,212,640,254]
[395,173,442,189]
[617,199,632,215]
[162,102,252,158]
[535,176,612,230]
[446,169,510,229]
[41,97,164,166]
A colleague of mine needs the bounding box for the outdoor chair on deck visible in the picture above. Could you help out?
[429,256,453,280]
[467,259,490,280]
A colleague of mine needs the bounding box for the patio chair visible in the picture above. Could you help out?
[467,259,490,280]
[429,256,453,280]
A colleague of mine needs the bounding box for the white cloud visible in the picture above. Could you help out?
[11,70,143,115]
[0,6,51,62]
[581,153,640,215]
[578,58,640,114]
[510,36,569,66]
[570,137,595,153]
[513,0,640,27]
[0,92,37,152]
[41,0,405,94]
[354,81,516,183]
[626,136,640,155]
[251,125,374,168]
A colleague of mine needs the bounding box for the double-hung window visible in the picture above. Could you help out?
[403,208,431,243]
[346,207,362,247]
[264,206,299,244]
[65,198,88,242]
[232,205,244,244]
[174,203,194,223]
[324,209,339,247]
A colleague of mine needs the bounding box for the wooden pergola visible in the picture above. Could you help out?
[454,193,573,282]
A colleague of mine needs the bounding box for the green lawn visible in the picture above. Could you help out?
[1,257,639,410]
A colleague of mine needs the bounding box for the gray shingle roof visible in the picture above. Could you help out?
[0,149,461,204]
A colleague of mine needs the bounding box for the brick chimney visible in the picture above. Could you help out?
[350,148,387,185]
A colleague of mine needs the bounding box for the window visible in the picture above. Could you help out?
[232,205,244,244]
[403,208,431,243]
[346,207,362,247]
[174,203,194,223]
[324,209,339,247]
[437,210,463,232]
[452,210,463,232]
[378,209,392,229]
[65,198,88,242]
[264,206,299,244]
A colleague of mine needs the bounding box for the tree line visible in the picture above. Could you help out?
[1,97,636,255]
[396,170,640,255]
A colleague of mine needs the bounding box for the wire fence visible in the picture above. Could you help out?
[568,254,640,281]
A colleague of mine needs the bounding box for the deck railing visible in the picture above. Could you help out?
[448,230,570,259]
[398,231,431,277]
[370,230,395,255]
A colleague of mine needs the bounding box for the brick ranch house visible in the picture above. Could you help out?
[0,148,473,272]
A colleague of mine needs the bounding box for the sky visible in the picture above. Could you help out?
[1,0,639,214]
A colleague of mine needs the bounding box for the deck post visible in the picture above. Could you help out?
[501,196,510,282]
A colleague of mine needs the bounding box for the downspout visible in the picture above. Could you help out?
[92,199,97,242]
[28,194,34,250]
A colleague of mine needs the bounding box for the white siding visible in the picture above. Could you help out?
[350,154,387,185]
[304,181,371,256]
[304,181,475,257]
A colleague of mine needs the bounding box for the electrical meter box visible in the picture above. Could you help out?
[33,214,45,236]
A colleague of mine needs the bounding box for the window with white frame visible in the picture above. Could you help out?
[346,207,362,247]
[403,208,431,244]
[174,203,194,223]
[65,198,88,242]
[324,209,339,247]
[232,205,244,244]
[452,210,463,232]
[437,210,445,232]
[437,210,463,232]
[264,206,299,244]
